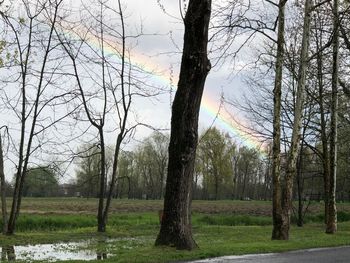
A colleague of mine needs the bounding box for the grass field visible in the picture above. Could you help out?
[1,198,350,262]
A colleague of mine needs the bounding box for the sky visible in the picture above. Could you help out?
[0,0,272,182]
[59,0,268,150]
[113,0,268,150]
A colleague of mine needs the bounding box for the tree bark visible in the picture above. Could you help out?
[280,0,312,240]
[272,0,312,240]
[0,134,8,234]
[326,0,339,234]
[97,127,107,232]
[316,32,331,226]
[241,164,249,199]
[155,0,211,250]
[6,2,60,234]
[272,0,287,240]
[296,144,304,227]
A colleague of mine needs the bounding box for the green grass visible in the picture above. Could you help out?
[1,213,160,232]
[96,223,350,263]
[2,198,350,262]
[1,222,350,262]
[0,213,273,232]
[3,212,337,233]
[194,214,272,226]
[290,211,350,225]
[3,210,350,232]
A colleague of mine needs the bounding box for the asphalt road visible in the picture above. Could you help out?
[187,246,350,263]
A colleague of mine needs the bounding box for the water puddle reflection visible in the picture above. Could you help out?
[0,238,112,261]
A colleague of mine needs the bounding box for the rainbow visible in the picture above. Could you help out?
[200,96,268,156]
[58,24,268,157]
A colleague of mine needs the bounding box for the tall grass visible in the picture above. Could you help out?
[291,211,350,225]
[0,213,159,232]
[194,214,272,226]
[2,211,350,232]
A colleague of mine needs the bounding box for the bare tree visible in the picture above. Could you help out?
[271,0,287,240]
[276,0,313,240]
[313,6,332,228]
[0,128,7,234]
[57,0,157,232]
[0,0,71,234]
[326,0,339,234]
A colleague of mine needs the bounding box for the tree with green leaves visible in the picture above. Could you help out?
[23,167,59,197]
[236,147,261,200]
[197,127,235,200]
[75,145,101,198]
[132,132,169,200]
[116,151,134,199]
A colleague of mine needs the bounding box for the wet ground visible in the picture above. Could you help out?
[2,239,349,262]
[0,238,112,261]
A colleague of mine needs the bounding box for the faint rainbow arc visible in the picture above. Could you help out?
[59,26,268,157]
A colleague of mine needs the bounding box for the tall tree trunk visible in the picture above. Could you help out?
[232,156,239,199]
[282,0,312,240]
[0,134,8,234]
[5,2,60,234]
[99,0,130,232]
[316,32,331,226]
[215,173,219,200]
[155,0,211,250]
[273,0,312,240]
[241,164,248,199]
[101,135,123,230]
[272,0,287,240]
[326,0,339,234]
[97,128,107,232]
[296,142,304,227]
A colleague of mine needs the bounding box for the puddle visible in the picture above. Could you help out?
[0,239,112,262]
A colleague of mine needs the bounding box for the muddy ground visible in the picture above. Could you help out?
[7,198,350,216]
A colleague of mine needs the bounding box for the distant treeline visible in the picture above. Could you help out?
[5,127,349,202]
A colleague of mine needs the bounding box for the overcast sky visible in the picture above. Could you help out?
[119,0,251,134]
[0,0,269,182]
